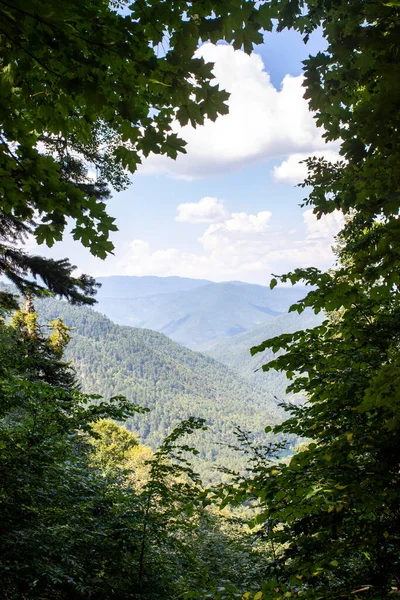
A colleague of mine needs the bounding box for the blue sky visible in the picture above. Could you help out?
[28,28,343,286]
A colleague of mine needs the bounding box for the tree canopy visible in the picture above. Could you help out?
[219,1,400,598]
[0,0,271,306]
[0,302,269,599]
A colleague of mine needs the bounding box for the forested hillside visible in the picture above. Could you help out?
[95,277,307,349]
[35,296,285,480]
[0,303,269,599]
[206,310,324,396]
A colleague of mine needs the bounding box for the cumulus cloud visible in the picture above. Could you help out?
[273,150,341,185]
[139,44,335,180]
[98,207,341,284]
[200,211,272,255]
[175,196,227,223]
[227,211,271,233]
[303,209,344,240]
[19,203,343,286]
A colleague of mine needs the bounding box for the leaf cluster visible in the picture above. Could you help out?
[221,2,400,598]
[0,0,271,306]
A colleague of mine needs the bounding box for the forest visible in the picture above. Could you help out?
[0,1,399,599]
[33,291,291,480]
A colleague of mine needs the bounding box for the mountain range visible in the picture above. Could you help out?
[1,276,321,480]
[95,276,309,349]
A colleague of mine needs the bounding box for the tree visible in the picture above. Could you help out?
[0,0,271,306]
[0,302,150,599]
[88,418,269,600]
[1,300,268,598]
[89,418,140,472]
[220,1,400,598]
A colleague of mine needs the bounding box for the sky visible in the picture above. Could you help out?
[27,28,343,286]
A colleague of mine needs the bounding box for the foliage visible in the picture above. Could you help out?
[0,303,148,598]
[220,1,400,598]
[88,418,269,600]
[0,300,273,598]
[89,418,139,472]
[0,0,270,305]
[26,290,284,481]
[206,309,323,396]
[3,0,400,595]
[0,236,101,309]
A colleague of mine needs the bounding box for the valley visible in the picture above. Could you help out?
[32,276,320,481]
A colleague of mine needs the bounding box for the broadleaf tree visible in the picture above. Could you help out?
[0,302,152,599]
[220,1,400,598]
[0,0,270,306]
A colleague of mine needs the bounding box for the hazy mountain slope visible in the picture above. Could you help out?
[205,310,325,399]
[35,297,284,480]
[95,276,308,349]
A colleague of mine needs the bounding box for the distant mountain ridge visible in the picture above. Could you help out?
[95,276,308,349]
[0,280,321,480]
[96,275,211,298]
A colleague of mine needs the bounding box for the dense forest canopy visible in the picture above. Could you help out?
[0,304,269,598]
[1,0,400,599]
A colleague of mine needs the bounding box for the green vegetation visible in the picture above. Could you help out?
[0,0,268,306]
[34,293,285,481]
[205,309,323,396]
[1,0,400,597]
[218,1,400,598]
[0,304,269,599]
[0,304,141,598]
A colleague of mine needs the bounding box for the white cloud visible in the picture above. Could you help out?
[303,209,344,240]
[139,44,335,180]
[97,208,341,284]
[273,150,341,185]
[15,203,343,287]
[175,196,227,223]
[200,211,272,255]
